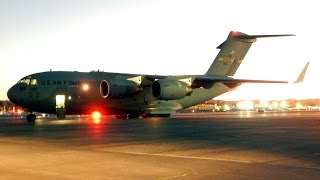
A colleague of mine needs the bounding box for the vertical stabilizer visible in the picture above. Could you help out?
[205,31,294,76]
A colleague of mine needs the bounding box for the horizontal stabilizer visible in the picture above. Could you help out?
[236,34,295,39]
[217,32,294,49]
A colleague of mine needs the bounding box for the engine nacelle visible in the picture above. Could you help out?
[151,79,192,100]
[100,79,140,99]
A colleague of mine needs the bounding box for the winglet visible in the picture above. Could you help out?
[293,62,309,83]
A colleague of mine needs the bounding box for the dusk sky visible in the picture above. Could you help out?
[1,0,319,100]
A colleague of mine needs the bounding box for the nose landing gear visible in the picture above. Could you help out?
[26,113,36,122]
[56,107,66,120]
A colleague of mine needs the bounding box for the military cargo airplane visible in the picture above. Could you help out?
[7,31,306,122]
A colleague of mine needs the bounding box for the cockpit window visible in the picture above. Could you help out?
[18,77,37,85]
[18,78,30,85]
[30,79,37,85]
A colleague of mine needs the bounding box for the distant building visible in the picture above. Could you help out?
[0,100,24,114]
[181,99,320,112]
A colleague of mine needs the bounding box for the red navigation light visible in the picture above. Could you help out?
[92,111,102,124]
[93,118,101,124]
[92,111,101,119]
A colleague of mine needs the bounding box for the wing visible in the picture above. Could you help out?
[195,75,288,83]
[192,75,288,89]
[192,61,309,88]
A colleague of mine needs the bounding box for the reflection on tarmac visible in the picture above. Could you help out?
[0,111,320,179]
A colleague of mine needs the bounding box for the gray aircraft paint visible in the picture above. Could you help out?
[7,31,302,120]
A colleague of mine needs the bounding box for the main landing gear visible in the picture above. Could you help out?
[141,113,170,118]
[115,113,171,119]
[115,113,140,119]
[26,112,36,122]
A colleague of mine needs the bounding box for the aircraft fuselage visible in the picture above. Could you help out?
[7,31,296,121]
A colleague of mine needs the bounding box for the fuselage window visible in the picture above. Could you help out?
[30,79,37,85]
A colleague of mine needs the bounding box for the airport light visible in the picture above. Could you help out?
[236,101,254,110]
[296,102,304,109]
[224,104,231,111]
[259,99,269,107]
[280,101,287,108]
[272,101,279,109]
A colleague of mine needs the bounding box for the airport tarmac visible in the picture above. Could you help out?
[1,111,320,179]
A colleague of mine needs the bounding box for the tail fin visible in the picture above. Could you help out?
[293,61,309,83]
[205,31,294,76]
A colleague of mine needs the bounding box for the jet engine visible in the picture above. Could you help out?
[100,79,140,99]
[151,79,192,100]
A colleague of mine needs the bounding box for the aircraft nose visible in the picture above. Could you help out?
[7,85,18,104]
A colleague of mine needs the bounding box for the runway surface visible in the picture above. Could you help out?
[1,111,320,179]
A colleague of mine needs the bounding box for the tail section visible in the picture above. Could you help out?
[205,31,294,76]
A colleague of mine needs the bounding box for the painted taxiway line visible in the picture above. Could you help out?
[103,150,320,170]
[106,150,252,164]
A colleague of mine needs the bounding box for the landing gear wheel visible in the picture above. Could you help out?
[115,114,128,119]
[127,113,140,119]
[115,112,141,119]
[141,113,149,118]
[159,114,171,118]
[141,114,170,118]
[26,114,36,122]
